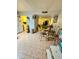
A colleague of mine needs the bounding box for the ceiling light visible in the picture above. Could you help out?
[42,11,48,13]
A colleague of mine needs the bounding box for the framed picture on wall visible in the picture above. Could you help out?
[53,15,58,23]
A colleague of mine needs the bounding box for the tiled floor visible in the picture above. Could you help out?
[17,32,53,59]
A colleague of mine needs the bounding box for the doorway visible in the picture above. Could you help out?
[37,16,52,31]
[20,16,29,32]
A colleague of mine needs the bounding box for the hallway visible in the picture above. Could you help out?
[17,32,53,59]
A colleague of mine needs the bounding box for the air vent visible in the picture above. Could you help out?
[32,15,39,19]
[54,15,58,20]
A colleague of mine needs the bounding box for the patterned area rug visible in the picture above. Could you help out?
[17,32,53,59]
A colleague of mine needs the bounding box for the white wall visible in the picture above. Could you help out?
[58,12,62,28]
[53,12,62,33]
[17,17,23,33]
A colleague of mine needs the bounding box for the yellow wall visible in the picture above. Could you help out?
[38,17,53,30]
[20,16,28,32]
[50,18,54,25]
[38,17,53,25]
[20,16,27,25]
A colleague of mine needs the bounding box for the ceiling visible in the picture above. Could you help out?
[17,0,62,16]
